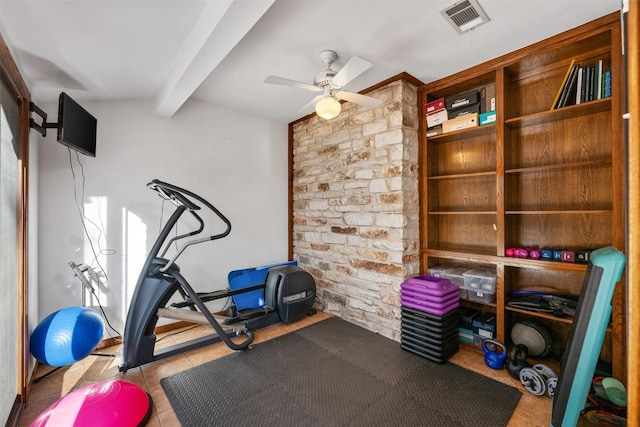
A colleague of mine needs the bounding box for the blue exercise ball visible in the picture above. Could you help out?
[30,306,104,367]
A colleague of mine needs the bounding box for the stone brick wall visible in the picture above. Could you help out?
[291,78,420,340]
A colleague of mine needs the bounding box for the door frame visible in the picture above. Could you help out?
[0,32,30,425]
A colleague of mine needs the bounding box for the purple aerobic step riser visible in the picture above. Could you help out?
[401,294,459,311]
[400,286,458,304]
[400,296,460,316]
[402,275,458,297]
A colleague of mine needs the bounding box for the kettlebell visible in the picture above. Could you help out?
[482,339,507,370]
[506,343,530,379]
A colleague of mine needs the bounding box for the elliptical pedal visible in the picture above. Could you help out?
[223,306,276,325]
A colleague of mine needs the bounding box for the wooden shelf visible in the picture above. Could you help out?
[505,159,612,175]
[429,211,496,215]
[426,123,495,142]
[425,248,498,263]
[428,171,496,180]
[506,209,613,215]
[460,297,497,309]
[504,306,575,325]
[504,306,613,334]
[501,257,587,273]
[505,98,611,128]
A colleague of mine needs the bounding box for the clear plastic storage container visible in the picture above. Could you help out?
[463,268,497,293]
[444,267,471,299]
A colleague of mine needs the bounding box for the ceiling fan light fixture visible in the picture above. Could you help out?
[265,50,379,119]
[315,96,341,119]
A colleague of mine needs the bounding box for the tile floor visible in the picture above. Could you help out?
[19,312,551,426]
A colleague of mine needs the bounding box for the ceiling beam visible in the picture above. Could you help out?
[153,0,275,117]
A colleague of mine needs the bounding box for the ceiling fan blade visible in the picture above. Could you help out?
[264,75,321,92]
[297,94,324,114]
[335,91,382,109]
[332,56,373,88]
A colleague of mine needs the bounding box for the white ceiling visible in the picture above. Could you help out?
[0,0,621,123]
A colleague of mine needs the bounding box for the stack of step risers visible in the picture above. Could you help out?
[400,275,460,363]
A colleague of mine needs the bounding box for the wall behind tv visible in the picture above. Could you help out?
[37,98,289,334]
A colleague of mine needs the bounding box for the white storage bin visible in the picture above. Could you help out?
[443,267,469,287]
[427,265,454,278]
[443,267,471,299]
[463,268,497,293]
[467,289,496,303]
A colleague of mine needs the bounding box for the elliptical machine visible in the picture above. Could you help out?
[118,180,316,372]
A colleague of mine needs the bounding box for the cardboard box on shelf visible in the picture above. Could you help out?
[472,312,496,340]
[426,124,443,137]
[480,110,496,126]
[426,109,448,128]
[445,90,479,111]
[442,113,478,133]
[449,103,481,119]
[424,98,445,115]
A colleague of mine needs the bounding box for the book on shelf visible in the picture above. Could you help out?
[595,59,603,99]
[603,70,612,98]
[587,65,596,101]
[584,66,593,102]
[575,67,584,104]
[579,67,587,104]
[551,59,576,110]
[557,63,580,108]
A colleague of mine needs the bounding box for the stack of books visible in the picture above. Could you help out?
[551,58,612,110]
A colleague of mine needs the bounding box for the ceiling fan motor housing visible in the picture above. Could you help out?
[314,70,337,88]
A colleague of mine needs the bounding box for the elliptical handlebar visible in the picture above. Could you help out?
[148,179,232,273]
[148,179,201,211]
[148,179,231,241]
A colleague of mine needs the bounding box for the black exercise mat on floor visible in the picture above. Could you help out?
[161,317,522,427]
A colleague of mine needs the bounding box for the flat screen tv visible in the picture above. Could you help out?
[57,92,97,157]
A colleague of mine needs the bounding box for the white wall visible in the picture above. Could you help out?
[37,98,289,336]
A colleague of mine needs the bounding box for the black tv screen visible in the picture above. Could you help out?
[57,92,97,157]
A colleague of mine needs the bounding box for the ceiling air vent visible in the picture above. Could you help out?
[441,0,490,34]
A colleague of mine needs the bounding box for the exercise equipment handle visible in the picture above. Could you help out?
[148,179,232,272]
[149,179,231,238]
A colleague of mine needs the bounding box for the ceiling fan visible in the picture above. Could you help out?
[264,50,382,119]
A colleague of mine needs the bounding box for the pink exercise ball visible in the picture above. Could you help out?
[30,380,153,427]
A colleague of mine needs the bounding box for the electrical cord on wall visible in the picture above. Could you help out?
[67,148,121,338]
[69,263,122,338]
[68,148,114,276]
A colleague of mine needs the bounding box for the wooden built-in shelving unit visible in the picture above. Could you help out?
[418,12,625,379]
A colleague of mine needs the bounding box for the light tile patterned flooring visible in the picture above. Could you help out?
[19,312,551,426]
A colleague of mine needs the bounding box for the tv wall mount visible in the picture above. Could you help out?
[29,102,57,137]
